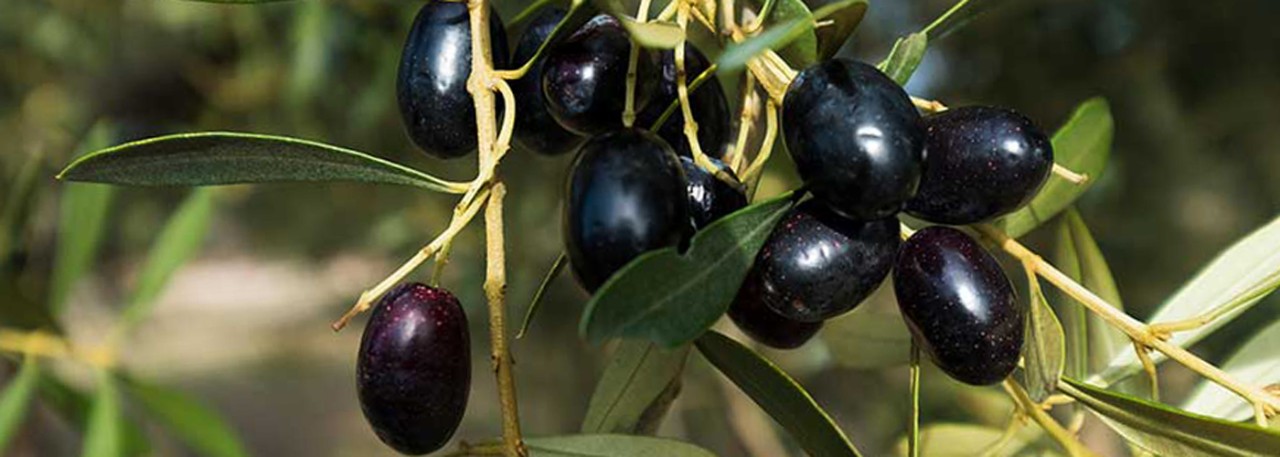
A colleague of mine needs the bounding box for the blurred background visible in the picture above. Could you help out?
[2,0,1279,455]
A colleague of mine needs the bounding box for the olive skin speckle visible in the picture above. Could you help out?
[906,106,1054,224]
[397,2,509,159]
[728,270,824,349]
[782,59,925,221]
[893,226,1023,386]
[738,200,900,323]
[357,283,470,455]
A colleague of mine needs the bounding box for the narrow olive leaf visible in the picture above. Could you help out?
[581,341,690,434]
[1021,275,1066,403]
[1054,208,1127,376]
[620,18,683,49]
[524,434,716,456]
[517,253,567,339]
[718,19,811,72]
[0,150,44,263]
[38,376,149,456]
[876,33,928,85]
[580,192,798,348]
[1099,213,1280,384]
[51,123,119,313]
[1182,319,1280,421]
[995,98,1113,238]
[820,288,913,369]
[57,132,466,193]
[1060,378,1280,456]
[893,423,1038,457]
[124,377,249,457]
[745,0,820,67]
[118,189,216,331]
[0,357,41,450]
[82,371,122,457]
[812,0,870,60]
[697,331,863,457]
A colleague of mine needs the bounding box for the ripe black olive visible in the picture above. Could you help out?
[563,129,688,292]
[511,7,584,156]
[357,283,470,455]
[397,2,508,159]
[739,200,900,323]
[893,226,1023,386]
[680,156,747,231]
[906,106,1054,224]
[782,59,924,220]
[541,14,656,135]
[636,44,732,159]
[728,271,824,349]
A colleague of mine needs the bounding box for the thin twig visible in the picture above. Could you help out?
[1004,379,1099,457]
[908,342,922,457]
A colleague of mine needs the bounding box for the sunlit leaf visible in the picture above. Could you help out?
[581,341,689,434]
[118,188,217,331]
[51,123,119,313]
[697,331,863,456]
[745,0,818,67]
[877,33,927,85]
[995,98,1113,238]
[125,378,249,457]
[1099,213,1280,384]
[580,192,798,348]
[0,357,40,451]
[1061,378,1280,456]
[812,0,870,60]
[718,19,810,72]
[1182,319,1280,422]
[57,132,466,193]
[1020,274,1065,402]
[82,371,122,457]
[525,434,716,456]
[620,18,683,49]
[1054,208,1127,377]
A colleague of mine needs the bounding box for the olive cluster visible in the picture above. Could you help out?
[358,3,1058,455]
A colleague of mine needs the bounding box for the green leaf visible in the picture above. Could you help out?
[876,33,928,85]
[118,188,217,331]
[517,253,567,339]
[995,98,1114,238]
[0,357,41,451]
[580,192,798,347]
[51,123,119,313]
[820,287,913,369]
[718,19,811,72]
[746,0,819,68]
[893,423,1038,457]
[812,0,870,60]
[1054,208,1127,377]
[0,150,45,264]
[1060,377,1280,456]
[697,330,863,456]
[82,371,122,457]
[1182,319,1280,422]
[38,376,149,456]
[620,18,683,49]
[1020,274,1065,402]
[525,434,716,456]
[581,341,690,434]
[124,377,248,457]
[57,132,466,193]
[1100,212,1280,384]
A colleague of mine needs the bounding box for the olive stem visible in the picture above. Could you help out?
[622,0,654,129]
[911,96,949,113]
[724,73,760,175]
[907,342,922,457]
[1132,341,1161,402]
[0,328,115,369]
[740,99,778,191]
[676,1,740,189]
[976,224,1280,424]
[921,0,977,37]
[483,182,525,457]
[1052,163,1090,185]
[1003,378,1099,457]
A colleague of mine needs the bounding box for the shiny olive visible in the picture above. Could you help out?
[782,59,924,220]
[728,271,824,349]
[511,7,584,156]
[541,14,656,135]
[357,283,470,455]
[563,129,688,292]
[894,226,1023,386]
[397,2,508,159]
[680,156,747,231]
[906,106,1055,224]
[636,44,732,158]
[740,200,900,323]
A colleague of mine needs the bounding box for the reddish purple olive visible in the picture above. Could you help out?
[357,283,470,455]
[738,200,900,323]
[680,156,747,231]
[782,59,924,220]
[636,44,732,159]
[541,14,657,135]
[728,271,824,349]
[893,226,1023,386]
[906,106,1054,224]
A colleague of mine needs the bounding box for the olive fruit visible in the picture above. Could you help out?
[782,59,924,220]
[728,272,823,349]
[636,44,732,158]
[680,156,747,231]
[893,226,1022,386]
[397,2,508,159]
[511,7,584,156]
[738,200,900,323]
[542,14,656,135]
[906,106,1054,224]
[357,283,470,455]
[564,129,688,292]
